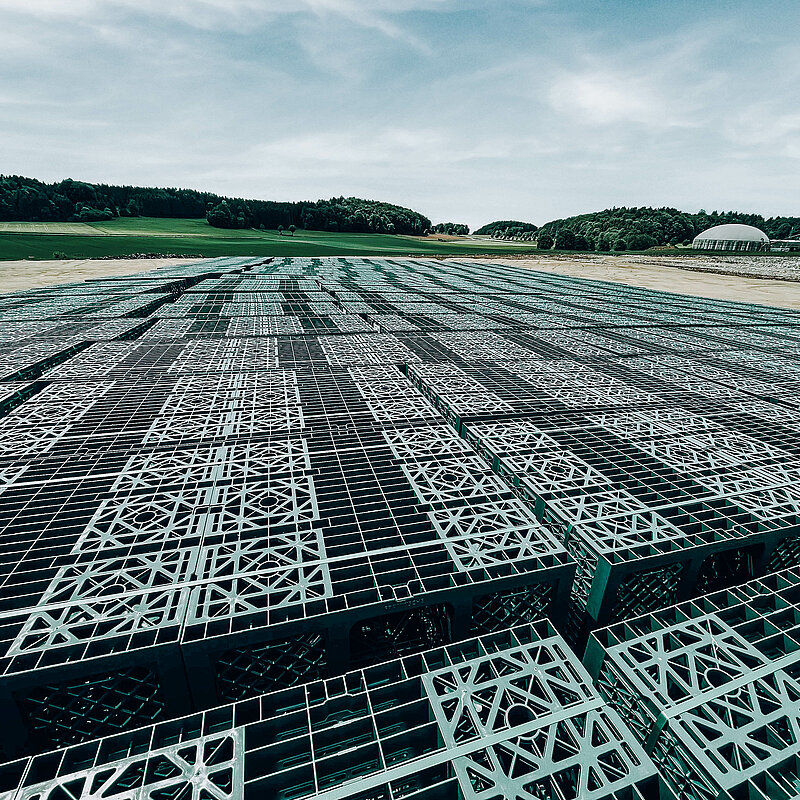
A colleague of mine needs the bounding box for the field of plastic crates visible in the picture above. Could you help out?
[1,255,800,799]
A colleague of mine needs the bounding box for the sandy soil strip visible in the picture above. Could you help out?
[490,256,800,311]
[0,258,209,293]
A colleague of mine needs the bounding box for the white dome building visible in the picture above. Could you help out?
[692,223,769,252]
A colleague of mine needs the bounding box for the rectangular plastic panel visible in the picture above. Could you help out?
[587,566,800,800]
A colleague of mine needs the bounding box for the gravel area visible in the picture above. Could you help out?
[621,254,800,282]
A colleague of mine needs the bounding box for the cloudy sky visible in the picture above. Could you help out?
[1,0,798,227]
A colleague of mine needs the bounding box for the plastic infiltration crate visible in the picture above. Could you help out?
[0,621,668,800]
[2,254,800,796]
[585,566,800,800]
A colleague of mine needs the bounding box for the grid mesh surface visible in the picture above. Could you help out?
[2,254,800,800]
[587,566,800,800]
[1,623,662,800]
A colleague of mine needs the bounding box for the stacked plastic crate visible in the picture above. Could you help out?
[403,288,800,639]
[585,566,800,800]
[3,255,800,800]
[0,258,572,758]
[0,622,668,800]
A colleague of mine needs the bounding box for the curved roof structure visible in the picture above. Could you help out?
[694,223,769,243]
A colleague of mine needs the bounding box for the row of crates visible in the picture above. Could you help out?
[12,325,800,383]
[2,255,800,799]
[0,362,572,757]
[15,558,800,800]
[0,621,670,800]
[406,356,800,639]
[9,569,800,799]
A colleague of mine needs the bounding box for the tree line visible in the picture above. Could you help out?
[474,220,538,240]
[208,196,431,235]
[0,176,432,236]
[295,197,430,235]
[535,206,800,251]
[431,222,470,235]
[0,175,236,223]
[5,177,797,249]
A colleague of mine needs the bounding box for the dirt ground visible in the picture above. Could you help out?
[0,258,207,293]
[491,255,800,311]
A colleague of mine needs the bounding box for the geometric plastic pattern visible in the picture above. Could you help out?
[586,566,800,800]
[3,252,800,800]
[3,623,662,800]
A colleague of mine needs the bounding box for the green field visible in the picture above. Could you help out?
[0,218,541,260]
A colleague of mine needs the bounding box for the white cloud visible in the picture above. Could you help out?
[254,128,446,168]
[548,71,666,126]
[723,110,800,157]
[1,0,799,229]
[539,23,741,135]
[0,0,448,35]
[243,127,555,177]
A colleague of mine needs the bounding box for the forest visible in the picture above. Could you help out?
[432,222,470,235]
[295,197,430,235]
[536,207,800,251]
[4,176,799,250]
[1,175,201,219]
[474,220,538,239]
[0,176,431,236]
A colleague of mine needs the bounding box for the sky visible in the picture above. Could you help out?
[1,0,799,228]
